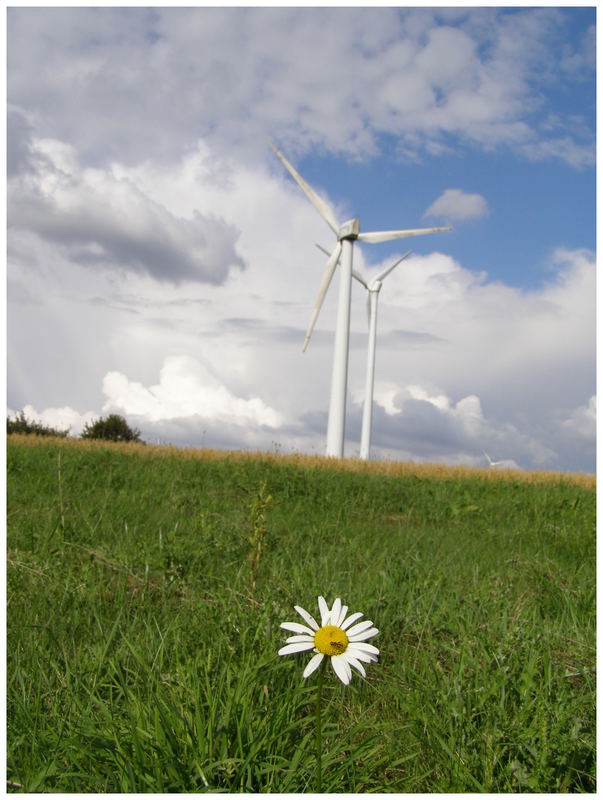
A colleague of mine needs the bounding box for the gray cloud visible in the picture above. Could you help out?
[385,330,444,347]
[8,241,595,472]
[7,124,245,285]
[343,391,576,471]
[7,107,35,177]
[218,317,342,350]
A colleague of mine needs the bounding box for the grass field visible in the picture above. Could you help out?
[6,434,596,792]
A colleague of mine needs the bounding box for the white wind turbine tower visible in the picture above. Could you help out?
[269,139,451,458]
[356,252,412,461]
[317,244,411,461]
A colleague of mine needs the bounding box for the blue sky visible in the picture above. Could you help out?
[280,6,596,287]
[7,6,596,472]
[297,144,595,288]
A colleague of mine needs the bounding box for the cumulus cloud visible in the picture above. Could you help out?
[7,116,245,284]
[359,386,536,468]
[423,188,489,221]
[561,395,596,440]
[7,169,595,472]
[101,355,283,429]
[8,404,97,436]
[5,7,594,473]
[7,7,595,167]
[341,247,595,470]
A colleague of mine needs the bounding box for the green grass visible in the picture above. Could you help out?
[7,435,596,792]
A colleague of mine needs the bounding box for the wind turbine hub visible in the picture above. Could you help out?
[338,217,360,241]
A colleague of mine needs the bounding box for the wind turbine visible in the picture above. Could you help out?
[357,253,412,461]
[317,244,411,460]
[482,450,520,469]
[269,139,452,458]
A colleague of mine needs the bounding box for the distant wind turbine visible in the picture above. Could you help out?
[482,450,519,469]
[317,244,411,460]
[269,139,452,458]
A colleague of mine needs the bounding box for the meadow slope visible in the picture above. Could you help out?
[6,435,596,792]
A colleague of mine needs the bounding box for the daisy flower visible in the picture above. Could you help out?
[278,596,379,685]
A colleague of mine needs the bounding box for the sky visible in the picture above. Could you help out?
[6,5,596,473]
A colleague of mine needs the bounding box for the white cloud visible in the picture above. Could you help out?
[354,247,595,470]
[561,395,596,440]
[102,355,283,429]
[5,7,595,474]
[7,130,595,472]
[7,8,594,167]
[423,188,489,221]
[560,23,595,76]
[349,381,555,469]
[8,404,97,436]
[7,117,245,285]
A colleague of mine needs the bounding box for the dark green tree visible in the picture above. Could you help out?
[81,414,143,443]
[7,410,68,438]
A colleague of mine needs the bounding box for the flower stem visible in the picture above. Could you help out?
[315,656,327,792]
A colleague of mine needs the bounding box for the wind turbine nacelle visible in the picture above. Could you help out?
[338,218,360,240]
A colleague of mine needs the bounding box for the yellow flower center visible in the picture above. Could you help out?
[314,625,349,656]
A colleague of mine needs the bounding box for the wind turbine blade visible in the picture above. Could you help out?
[374,250,411,282]
[317,241,371,287]
[318,242,367,288]
[357,225,452,244]
[302,241,343,352]
[366,293,371,327]
[269,140,340,235]
[353,269,369,289]
[318,242,365,285]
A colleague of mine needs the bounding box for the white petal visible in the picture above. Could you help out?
[302,652,324,678]
[285,634,315,644]
[294,605,319,631]
[330,597,342,626]
[280,621,315,635]
[278,641,315,656]
[346,646,379,664]
[348,627,379,642]
[331,654,352,685]
[335,604,348,628]
[318,596,330,626]
[347,641,379,656]
[344,655,366,678]
[346,619,374,637]
[340,611,364,630]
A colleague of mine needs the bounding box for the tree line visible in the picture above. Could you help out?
[7,411,143,443]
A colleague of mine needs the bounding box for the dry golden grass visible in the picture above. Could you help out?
[8,433,595,489]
